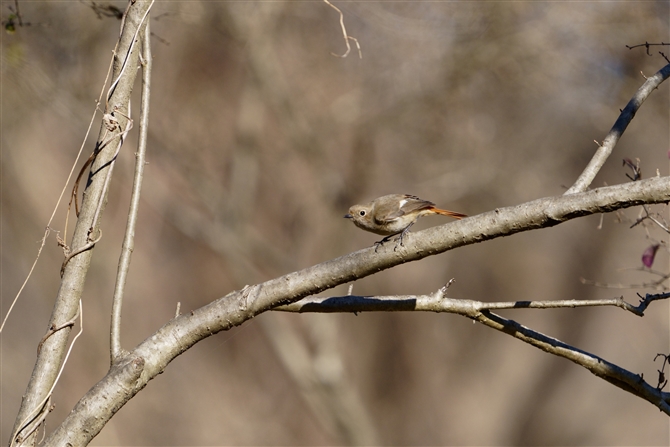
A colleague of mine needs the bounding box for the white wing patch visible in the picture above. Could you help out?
[398,199,408,208]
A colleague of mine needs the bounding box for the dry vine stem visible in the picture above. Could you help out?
[12,300,83,447]
[0,48,116,336]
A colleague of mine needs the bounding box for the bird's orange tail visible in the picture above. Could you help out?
[430,207,467,219]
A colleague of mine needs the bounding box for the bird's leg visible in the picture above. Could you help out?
[373,222,417,252]
[394,221,415,250]
[374,234,396,253]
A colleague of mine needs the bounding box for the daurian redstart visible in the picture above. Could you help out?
[344,194,466,249]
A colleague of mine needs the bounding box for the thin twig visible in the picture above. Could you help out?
[13,0,23,26]
[626,41,670,55]
[323,0,362,59]
[565,63,670,194]
[273,290,654,317]
[631,205,670,233]
[110,20,152,363]
[580,276,669,291]
[635,291,670,314]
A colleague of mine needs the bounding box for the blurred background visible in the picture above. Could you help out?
[2,1,670,445]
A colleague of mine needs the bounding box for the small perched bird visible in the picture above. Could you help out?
[344,194,467,250]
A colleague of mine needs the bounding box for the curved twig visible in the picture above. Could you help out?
[323,0,362,59]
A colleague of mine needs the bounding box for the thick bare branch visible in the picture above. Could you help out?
[43,176,670,445]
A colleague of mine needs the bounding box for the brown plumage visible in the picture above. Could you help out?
[344,194,466,248]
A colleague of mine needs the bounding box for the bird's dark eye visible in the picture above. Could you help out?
[359,210,366,216]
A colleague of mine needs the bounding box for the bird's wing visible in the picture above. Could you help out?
[378,195,434,222]
[398,195,435,213]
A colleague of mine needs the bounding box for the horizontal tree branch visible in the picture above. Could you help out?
[273,292,646,317]
[44,176,670,445]
[274,287,670,413]
[275,288,670,318]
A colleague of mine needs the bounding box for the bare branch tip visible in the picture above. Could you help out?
[436,278,456,298]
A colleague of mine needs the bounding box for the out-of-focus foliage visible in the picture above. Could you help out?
[1,2,668,445]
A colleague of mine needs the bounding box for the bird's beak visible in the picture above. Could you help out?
[344,214,352,219]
